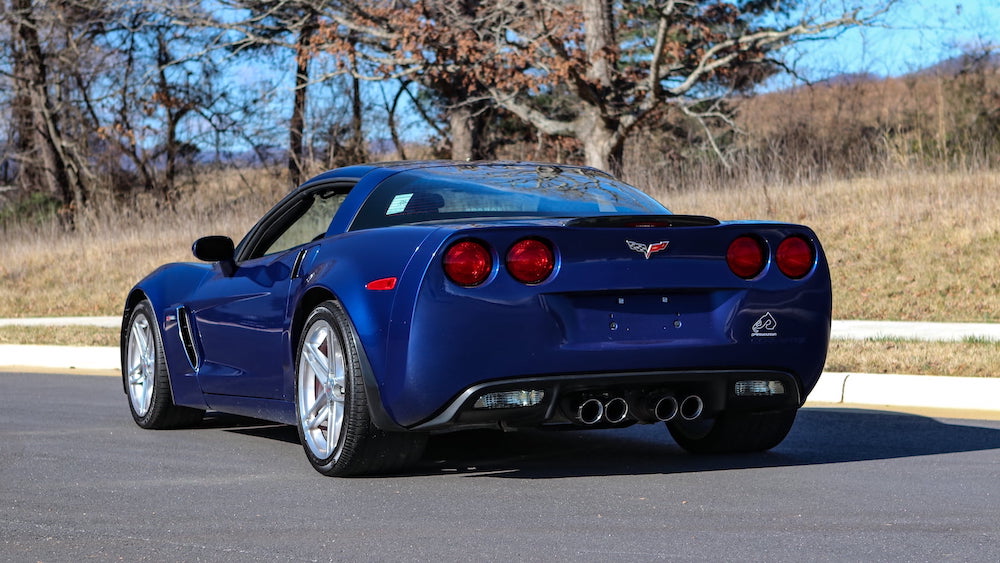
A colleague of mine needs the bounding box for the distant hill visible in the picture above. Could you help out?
[733,52,1000,174]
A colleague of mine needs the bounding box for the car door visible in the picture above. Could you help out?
[190,183,350,400]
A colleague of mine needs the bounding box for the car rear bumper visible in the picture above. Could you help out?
[410,369,802,431]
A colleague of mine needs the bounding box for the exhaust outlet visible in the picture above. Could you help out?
[603,397,629,424]
[575,398,604,425]
[653,396,679,422]
[679,395,704,421]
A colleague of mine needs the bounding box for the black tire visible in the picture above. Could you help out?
[123,300,204,429]
[667,408,798,454]
[295,300,426,476]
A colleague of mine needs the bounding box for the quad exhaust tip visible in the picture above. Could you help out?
[576,398,604,425]
[652,396,679,422]
[603,397,629,424]
[679,395,704,421]
[572,394,702,425]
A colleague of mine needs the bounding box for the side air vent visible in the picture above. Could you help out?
[176,307,200,369]
[567,215,720,228]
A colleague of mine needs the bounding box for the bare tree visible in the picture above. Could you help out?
[319,0,520,160]
[322,0,895,174]
[487,0,898,174]
[4,0,97,219]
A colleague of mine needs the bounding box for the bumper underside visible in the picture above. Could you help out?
[410,369,802,431]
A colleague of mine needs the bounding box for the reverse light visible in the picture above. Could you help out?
[474,390,545,409]
[443,240,492,286]
[776,236,815,279]
[735,380,786,396]
[506,238,555,284]
[727,235,766,279]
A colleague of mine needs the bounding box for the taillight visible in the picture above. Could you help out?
[443,240,492,286]
[776,236,815,278]
[506,238,555,284]
[727,236,766,279]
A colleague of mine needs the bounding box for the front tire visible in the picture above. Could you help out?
[668,409,797,454]
[295,300,425,476]
[123,300,204,429]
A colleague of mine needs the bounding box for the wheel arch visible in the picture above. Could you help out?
[291,286,405,431]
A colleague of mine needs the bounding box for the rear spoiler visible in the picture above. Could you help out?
[566,215,720,228]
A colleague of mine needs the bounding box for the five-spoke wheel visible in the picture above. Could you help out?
[125,310,156,418]
[297,315,348,460]
[295,300,426,476]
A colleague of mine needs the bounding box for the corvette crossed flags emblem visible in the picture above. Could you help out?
[626,240,670,259]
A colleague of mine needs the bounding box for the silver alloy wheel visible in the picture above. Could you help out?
[298,319,347,459]
[126,313,155,417]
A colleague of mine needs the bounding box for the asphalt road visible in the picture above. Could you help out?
[2,372,999,562]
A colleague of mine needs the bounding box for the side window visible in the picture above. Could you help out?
[260,191,346,257]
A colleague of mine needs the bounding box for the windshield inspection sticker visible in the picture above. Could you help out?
[751,312,778,337]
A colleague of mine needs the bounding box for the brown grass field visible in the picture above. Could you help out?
[655,169,999,323]
[1,166,997,376]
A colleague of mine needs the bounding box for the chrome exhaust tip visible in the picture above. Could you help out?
[653,396,679,422]
[679,395,704,421]
[603,397,629,424]
[576,398,604,425]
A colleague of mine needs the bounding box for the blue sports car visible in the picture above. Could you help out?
[121,161,831,476]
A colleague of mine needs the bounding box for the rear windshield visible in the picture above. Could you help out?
[350,164,668,230]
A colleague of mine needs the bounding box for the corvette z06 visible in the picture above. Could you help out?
[121,161,832,476]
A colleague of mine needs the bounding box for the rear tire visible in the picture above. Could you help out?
[123,300,204,429]
[667,409,797,454]
[295,300,425,476]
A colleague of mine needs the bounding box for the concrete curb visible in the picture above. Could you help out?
[804,372,1000,412]
[0,316,120,328]
[0,344,119,371]
[2,344,997,415]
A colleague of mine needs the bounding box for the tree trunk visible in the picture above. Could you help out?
[582,0,614,89]
[11,0,77,213]
[346,32,367,164]
[449,100,492,161]
[449,105,476,161]
[580,109,624,176]
[289,12,316,186]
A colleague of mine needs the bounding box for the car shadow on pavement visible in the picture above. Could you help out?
[190,407,1000,479]
[199,413,302,445]
[411,408,1000,479]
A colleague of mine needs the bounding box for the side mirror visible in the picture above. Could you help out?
[192,236,236,276]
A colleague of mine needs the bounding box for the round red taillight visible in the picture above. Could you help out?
[776,236,814,279]
[506,238,555,284]
[443,240,492,286]
[727,236,766,279]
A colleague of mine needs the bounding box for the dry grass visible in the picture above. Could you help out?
[0,168,284,318]
[2,165,997,379]
[1,165,997,381]
[2,168,997,323]
[825,339,1000,378]
[652,169,1000,322]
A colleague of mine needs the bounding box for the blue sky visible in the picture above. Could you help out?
[777,0,1000,85]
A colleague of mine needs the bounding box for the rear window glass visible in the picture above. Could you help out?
[350,164,667,230]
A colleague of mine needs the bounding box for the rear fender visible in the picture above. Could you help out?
[288,227,445,428]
